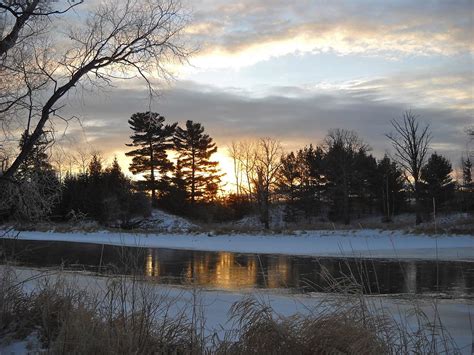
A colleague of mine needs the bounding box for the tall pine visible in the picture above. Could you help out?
[421,152,454,207]
[174,120,221,204]
[125,112,177,202]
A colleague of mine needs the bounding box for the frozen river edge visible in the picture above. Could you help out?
[2,229,474,261]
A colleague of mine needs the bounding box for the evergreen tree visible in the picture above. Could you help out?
[462,157,472,187]
[298,145,326,219]
[353,152,379,217]
[323,129,369,224]
[17,130,54,177]
[13,130,60,221]
[421,153,454,207]
[277,151,302,222]
[125,112,177,202]
[86,153,104,218]
[57,157,150,225]
[376,155,405,221]
[174,120,221,204]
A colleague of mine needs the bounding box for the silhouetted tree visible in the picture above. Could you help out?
[251,138,282,229]
[421,153,454,209]
[16,130,54,177]
[277,151,301,222]
[324,129,370,224]
[126,112,177,202]
[376,155,406,221]
[174,120,221,204]
[462,157,472,187]
[352,152,379,217]
[386,111,431,224]
[9,130,61,221]
[297,145,326,219]
[58,156,150,225]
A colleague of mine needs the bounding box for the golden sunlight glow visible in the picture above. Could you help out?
[185,23,472,72]
[112,148,236,195]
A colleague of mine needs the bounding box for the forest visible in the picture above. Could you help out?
[1,110,472,230]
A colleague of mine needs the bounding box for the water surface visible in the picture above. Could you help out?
[1,239,473,296]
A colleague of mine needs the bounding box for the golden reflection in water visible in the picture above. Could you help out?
[267,256,290,288]
[213,252,257,289]
[145,249,160,277]
[146,249,293,290]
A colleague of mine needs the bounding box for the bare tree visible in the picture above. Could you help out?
[466,126,474,159]
[239,140,257,199]
[386,111,431,224]
[228,141,243,196]
[1,0,190,180]
[252,138,282,229]
[0,1,82,58]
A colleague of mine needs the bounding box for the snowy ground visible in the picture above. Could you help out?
[2,229,474,261]
[1,266,473,354]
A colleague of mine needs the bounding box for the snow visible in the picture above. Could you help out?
[2,266,473,354]
[0,332,40,355]
[138,209,197,231]
[2,229,473,261]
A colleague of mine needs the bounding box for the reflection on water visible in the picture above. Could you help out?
[1,239,474,296]
[184,252,258,289]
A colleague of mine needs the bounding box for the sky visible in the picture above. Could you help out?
[59,0,473,185]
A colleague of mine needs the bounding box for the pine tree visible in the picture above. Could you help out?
[13,130,60,221]
[323,129,369,224]
[462,157,472,187]
[277,151,302,222]
[125,112,177,202]
[88,154,103,179]
[376,155,405,221]
[17,130,54,178]
[174,120,221,204]
[298,145,326,219]
[421,153,454,207]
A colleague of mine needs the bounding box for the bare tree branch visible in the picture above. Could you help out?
[386,110,431,224]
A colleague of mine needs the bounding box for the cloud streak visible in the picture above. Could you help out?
[59,72,472,168]
[185,0,473,69]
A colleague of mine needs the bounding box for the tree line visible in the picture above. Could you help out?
[0,110,472,228]
[228,112,472,228]
[0,1,472,229]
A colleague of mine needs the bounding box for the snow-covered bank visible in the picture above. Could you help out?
[2,229,474,261]
[2,266,473,354]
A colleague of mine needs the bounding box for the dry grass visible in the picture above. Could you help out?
[0,268,206,354]
[215,296,388,354]
[0,263,465,354]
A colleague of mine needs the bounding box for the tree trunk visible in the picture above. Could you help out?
[150,141,156,203]
[191,152,195,204]
[343,174,350,225]
[414,180,422,225]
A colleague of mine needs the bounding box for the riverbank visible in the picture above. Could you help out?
[2,229,474,261]
[1,266,472,354]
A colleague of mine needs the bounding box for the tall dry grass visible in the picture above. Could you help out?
[0,264,465,354]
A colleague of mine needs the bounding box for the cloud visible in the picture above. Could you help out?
[58,72,472,168]
[184,0,473,69]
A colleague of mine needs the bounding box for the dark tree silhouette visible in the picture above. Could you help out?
[298,145,326,219]
[126,112,177,202]
[277,151,301,222]
[16,129,53,177]
[421,153,454,208]
[386,111,431,224]
[1,0,189,180]
[324,129,369,224]
[174,120,221,204]
[462,157,472,187]
[376,155,405,222]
